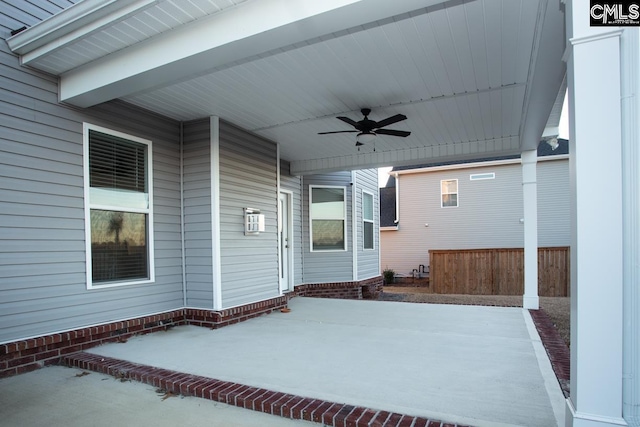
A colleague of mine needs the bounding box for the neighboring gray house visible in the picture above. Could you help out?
[380,140,569,277]
[0,1,380,367]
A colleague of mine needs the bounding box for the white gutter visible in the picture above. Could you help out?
[392,154,569,176]
[7,0,158,56]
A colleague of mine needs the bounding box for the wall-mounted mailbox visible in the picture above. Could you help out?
[244,208,265,235]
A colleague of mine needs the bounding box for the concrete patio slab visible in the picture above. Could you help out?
[0,365,316,427]
[84,298,565,427]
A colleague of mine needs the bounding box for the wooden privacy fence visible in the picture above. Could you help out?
[428,247,569,297]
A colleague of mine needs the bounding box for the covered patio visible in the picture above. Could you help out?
[74,297,564,427]
[2,1,638,425]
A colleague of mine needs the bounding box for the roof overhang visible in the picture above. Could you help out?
[8,0,567,175]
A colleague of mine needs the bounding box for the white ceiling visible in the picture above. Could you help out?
[8,0,567,175]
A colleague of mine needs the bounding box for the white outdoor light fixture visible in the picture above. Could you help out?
[546,137,559,150]
[357,131,376,144]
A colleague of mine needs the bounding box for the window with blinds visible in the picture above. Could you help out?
[310,186,346,251]
[83,125,154,288]
[363,191,374,250]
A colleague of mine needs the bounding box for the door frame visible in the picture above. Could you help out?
[278,190,294,293]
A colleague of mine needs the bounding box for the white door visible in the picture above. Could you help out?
[279,192,292,292]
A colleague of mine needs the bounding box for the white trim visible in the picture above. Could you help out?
[393,154,569,176]
[570,29,624,47]
[277,145,282,292]
[210,117,222,310]
[394,172,400,224]
[83,123,154,290]
[565,399,628,426]
[279,190,294,293]
[362,189,375,251]
[440,178,459,208]
[380,226,398,231]
[179,122,187,307]
[309,185,348,252]
[7,0,153,54]
[351,171,357,280]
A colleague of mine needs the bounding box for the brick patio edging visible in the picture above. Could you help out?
[528,309,571,397]
[63,352,471,427]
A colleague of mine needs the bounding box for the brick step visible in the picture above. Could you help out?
[62,352,471,427]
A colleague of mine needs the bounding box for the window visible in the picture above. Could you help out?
[441,179,458,207]
[363,191,374,250]
[310,186,346,251]
[83,124,154,288]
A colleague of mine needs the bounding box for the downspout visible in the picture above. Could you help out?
[179,122,187,307]
[394,172,400,225]
[300,175,305,284]
[351,171,358,281]
[276,143,281,293]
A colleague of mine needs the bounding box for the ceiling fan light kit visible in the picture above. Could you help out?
[318,108,411,148]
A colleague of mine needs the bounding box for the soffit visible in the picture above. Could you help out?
[8,0,567,175]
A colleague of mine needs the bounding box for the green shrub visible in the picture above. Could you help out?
[383,268,395,285]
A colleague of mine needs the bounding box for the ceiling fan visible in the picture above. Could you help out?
[318,108,411,146]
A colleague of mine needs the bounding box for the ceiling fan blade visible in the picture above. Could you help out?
[336,116,358,127]
[374,114,407,129]
[318,130,359,135]
[375,129,411,137]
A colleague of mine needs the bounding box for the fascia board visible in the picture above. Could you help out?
[7,0,152,55]
[56,0,449,107]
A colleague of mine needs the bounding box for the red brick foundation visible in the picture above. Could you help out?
[0,279,381,380]
[294,276,383,300]
[0,296,287,379]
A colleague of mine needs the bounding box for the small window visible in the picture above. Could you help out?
[84,124,154,288]
[363,191,374,250]
[441,179,458,208]
[310,186,346,251]
[470,172,495,181]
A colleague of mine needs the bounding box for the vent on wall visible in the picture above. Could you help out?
[470,172,495,181]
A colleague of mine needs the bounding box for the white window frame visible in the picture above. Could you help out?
[83,123,155,289]
[362,190,375,250]
[309,185,347,252]
[441,179,459,208]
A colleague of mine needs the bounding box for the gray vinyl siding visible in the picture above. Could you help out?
[537,159,570,246]
[279,161,303,286]
[302,171,353,283]
[182,119,213,308]
[356,169,380,280]
[218,121,280,307]
[0,36,183,343]
[381,158,570,276]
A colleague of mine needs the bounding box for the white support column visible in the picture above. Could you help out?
[522,149,539,310]
[210,116,223,311]
[565,2,626,426]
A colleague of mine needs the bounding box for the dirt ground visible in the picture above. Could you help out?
[380,286,570,347]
